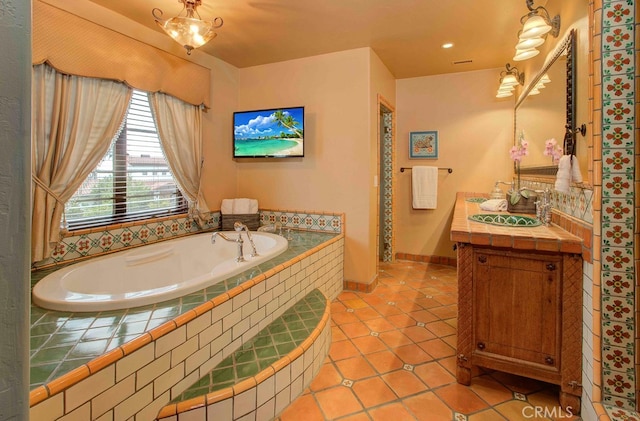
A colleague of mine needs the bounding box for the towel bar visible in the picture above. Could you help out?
[400,167,452,173]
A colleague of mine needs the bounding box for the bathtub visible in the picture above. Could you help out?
[32,231,288,312]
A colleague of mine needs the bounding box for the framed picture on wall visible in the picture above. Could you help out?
[409,131,438,159]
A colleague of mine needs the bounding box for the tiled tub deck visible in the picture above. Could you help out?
[29,230,344,420]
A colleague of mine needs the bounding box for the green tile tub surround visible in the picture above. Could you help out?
[29,230,338,390]
[172,289,327,403]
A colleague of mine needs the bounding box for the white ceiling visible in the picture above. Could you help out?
[87,0,532,79]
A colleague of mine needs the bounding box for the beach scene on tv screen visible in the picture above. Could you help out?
[234,107,304,157]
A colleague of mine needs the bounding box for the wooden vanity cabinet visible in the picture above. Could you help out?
[456,244,583,413]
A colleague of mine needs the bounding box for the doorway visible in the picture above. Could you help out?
[377,96,395,263]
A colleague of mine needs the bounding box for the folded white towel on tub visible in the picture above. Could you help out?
[221,198,259,214]
[233,198,259,214]
[479,199,507,212]
[221,199,234,215]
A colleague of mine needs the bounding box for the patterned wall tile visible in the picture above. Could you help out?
[604,405,640,421]
[603,98,634,124]
[602,2,634,26]
[603,346,634,373]
[601,198,633,224]
[602,369,635,401]
[601,271,634,299]
[602,124,634,148]
[602,296,634,323]
[602,320,634,350]
[602,50,634,75]
[599,0,636,412]
[602,222,634,247]
[37,208,342,268]
[381,111,393,262]
[602,148,633,174]
[603,74,634,100]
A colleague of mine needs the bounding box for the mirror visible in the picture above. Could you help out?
[516,29,576,176]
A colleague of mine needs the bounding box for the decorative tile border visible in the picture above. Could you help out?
[520,179,594,224]
[259,209,342,233]
[34,209,344,268]
[598,0,637,413]
[381,111,394,262]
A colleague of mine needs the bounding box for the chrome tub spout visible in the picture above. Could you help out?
[234,221,259,257]
[211,231,246,262]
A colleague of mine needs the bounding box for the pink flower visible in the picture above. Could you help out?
[543,138,563,164]
[510,146,523,162]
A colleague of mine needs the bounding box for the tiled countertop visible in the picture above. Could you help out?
[450,192,582,254]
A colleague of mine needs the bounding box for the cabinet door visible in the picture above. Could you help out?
[473,250,562,370]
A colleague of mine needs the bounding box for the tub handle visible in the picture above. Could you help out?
[125,247,173,266]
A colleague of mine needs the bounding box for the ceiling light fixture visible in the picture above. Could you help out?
[513,0,560,61]
[442,43,454,49]
[152,0,223,55]
[496,63,524,98]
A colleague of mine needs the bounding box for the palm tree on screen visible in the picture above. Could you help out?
[273,110,303,139]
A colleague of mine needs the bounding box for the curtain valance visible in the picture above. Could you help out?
[33,0,211,108]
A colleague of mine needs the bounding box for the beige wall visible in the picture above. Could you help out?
[395,69,514,258]
[236,48,393,284]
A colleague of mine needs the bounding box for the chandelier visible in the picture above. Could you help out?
[152,0,223,55]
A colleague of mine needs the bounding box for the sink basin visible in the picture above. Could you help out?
[465,197,487,203]
[468,213,541,227]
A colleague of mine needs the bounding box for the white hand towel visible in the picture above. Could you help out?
[233,198,252,214]
[554,155,571,194]
[570,155,583,183]
[479,199,507,212]
[221,199,234,215]
[412,166,438,209]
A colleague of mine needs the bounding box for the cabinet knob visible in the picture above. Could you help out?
[478,255,487,264]
[545,356,555,365]
[546,263,556,271]
[477,342,486,350]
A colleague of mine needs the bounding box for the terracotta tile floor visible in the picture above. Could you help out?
[277,261,582,421]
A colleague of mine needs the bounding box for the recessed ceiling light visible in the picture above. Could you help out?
[442,43,454,49]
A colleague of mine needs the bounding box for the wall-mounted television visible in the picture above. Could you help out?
[233,106,304,158]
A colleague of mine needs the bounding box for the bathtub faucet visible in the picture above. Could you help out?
[211,231,246,262]
[234,222,259,257]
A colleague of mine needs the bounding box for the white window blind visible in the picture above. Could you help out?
[66,90,186,229]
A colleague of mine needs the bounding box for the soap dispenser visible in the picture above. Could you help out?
[490,183,502,199]
[490,181,512,199]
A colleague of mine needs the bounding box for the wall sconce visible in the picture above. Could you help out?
[496,64,524,98]
[513,0,561,61]
[533,73,551,91]
[153,0,223,55]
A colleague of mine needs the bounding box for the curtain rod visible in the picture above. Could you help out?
[400,167,453,173]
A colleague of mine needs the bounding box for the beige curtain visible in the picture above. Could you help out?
[31,64,132,262]
[149,92,209,223]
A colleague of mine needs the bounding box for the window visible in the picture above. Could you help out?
[65,90,187,230]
